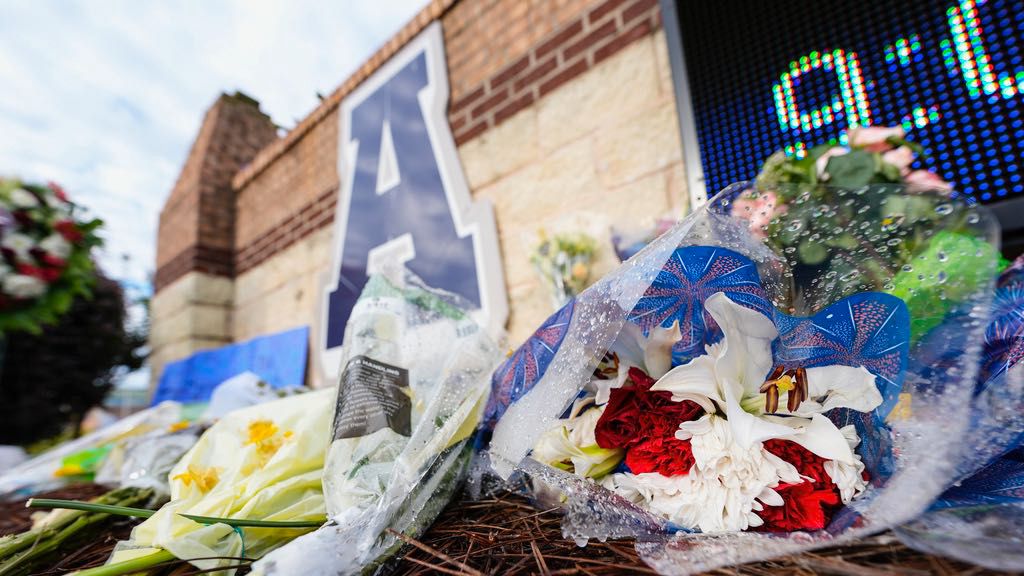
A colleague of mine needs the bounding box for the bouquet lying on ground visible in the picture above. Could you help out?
[252,267,501,575]
[0,178,102,334]
[483,130,1006,573]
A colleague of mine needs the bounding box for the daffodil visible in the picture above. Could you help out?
[651,291,881,477]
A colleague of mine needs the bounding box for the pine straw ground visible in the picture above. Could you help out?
[2,484,1016,575]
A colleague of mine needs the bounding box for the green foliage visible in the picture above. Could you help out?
[749,131,994,343]
[0,274,133,446]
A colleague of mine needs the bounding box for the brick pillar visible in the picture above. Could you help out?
[150,92,278,390]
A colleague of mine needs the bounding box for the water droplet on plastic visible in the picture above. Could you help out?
[967,212,980,224]
[937,271,948,284]
[935,203,953,215]
[901,264,914,272]
[937,251,948,262]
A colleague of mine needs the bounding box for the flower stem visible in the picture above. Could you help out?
[177,513,325,528]
[26,499,154,519]
[70,549,175,576]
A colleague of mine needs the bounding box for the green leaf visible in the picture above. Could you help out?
[797,239,829,264]
[178,513,325,528]
[824,149,876,188]
[826,233,859,250]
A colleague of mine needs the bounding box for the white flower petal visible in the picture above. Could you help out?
[651,355,720,413]
[644,320,678,379]
[805,365,883,413]
[723,381,795,448]
[704,292,777,395]
[611,321,646,372]
[758,487,784,507]
[766,413,858,464]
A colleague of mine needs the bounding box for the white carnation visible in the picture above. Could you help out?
[8,188,39,208]
[39,233,72,260]
[824,425,868,503]
[3,274,46,299]
[1,232,36,260]
[601,414,803,533]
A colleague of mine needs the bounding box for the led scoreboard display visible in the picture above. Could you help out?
[673,0,1023,211]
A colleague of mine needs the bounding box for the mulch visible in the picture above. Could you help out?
[1,485,1015,575]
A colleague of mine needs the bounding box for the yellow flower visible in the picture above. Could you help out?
[173,465,220,492]
[246,420,279,445]
[167,420,191,433]
[887,392,913,422]
[244,419,292,465]
[571,261,588,280]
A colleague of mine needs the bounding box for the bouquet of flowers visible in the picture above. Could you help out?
[0,178,102,334]
[484,175,1002,572]
[728,126,999,338]
[530,228,599,308]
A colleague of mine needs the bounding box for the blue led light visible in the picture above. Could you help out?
[681,0,1024,205]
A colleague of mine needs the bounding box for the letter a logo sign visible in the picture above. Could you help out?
[319,23,507,381]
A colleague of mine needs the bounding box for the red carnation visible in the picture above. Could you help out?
[755,439,843,532]
[625,434,695,476]
[54,220,83,243]
[595,367,703,477]
[594,380,643,449]
[17,263,61,283]
[596,367,703,449]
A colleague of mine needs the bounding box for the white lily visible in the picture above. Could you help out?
[591,320,678,405]
[531,401,623,478]
[651,292,882,466]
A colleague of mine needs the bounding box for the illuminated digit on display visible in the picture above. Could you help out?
[772,49,872,156]
[948,0,1024,99]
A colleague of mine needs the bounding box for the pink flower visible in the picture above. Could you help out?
[730,189,787,239]
[847,125,905,152]
[904,170,953,195]
[882,146,916,176]
[815,147,848,180]
[48,181,69,203]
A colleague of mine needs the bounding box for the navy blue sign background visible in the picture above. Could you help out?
[320,23,506,380]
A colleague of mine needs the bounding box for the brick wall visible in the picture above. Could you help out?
[234,111,339,274]
[443,0,593,102]
[154,92,277,291]
[448,0,659,145]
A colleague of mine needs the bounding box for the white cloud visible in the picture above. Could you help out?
[0,0,425,290]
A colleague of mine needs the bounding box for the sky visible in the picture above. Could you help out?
[0,0,425,295]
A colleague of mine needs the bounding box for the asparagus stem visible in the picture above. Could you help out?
[69,549,175,576]
[26,499,154,519]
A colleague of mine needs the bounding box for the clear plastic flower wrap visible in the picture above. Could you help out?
[895,255,1024,571]
[485,182,1006,574]
[252,266,502,575]
[0,401,182,499]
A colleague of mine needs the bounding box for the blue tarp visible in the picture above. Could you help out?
[152,326,309,405]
